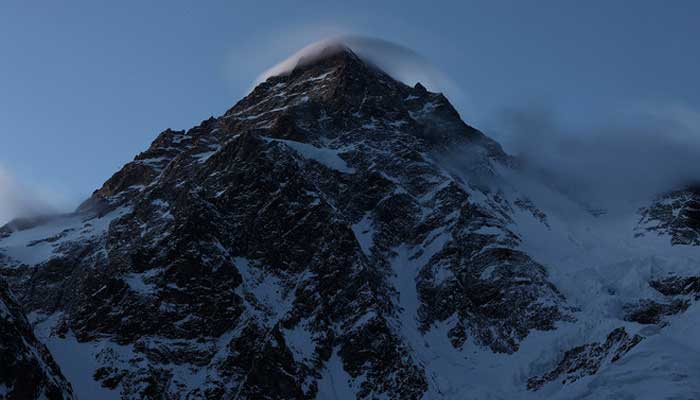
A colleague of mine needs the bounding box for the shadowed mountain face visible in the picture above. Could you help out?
[0,280,74,400]
[0,48,699,399]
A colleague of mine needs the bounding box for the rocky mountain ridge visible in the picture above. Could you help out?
[1,46,699,399]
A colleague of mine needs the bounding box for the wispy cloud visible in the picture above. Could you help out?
[230,31,699,213]
[487,101,700,209]
[0,165,69,225]
[226,30,474,117]
[253,35,459,95]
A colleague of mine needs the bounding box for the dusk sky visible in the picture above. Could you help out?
[2,1,699,221]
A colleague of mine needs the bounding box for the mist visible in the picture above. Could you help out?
[487,103,700,211]
[0,166,65,226]
[254,34,700,213]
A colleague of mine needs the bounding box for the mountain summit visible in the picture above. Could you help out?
[2,44,700,400]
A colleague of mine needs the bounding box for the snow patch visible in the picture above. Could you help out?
[351,214,374,257]
[234,257,293,320]
[32,313,124,400]
[0,206,131,267]
[264,137,355,173]
[282,322,316,364]
[317,349,358,399]
[123,269,159,295]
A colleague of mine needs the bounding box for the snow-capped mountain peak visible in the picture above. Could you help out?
[1,43,699,400]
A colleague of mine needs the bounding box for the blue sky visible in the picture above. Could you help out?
[1,1,699,221]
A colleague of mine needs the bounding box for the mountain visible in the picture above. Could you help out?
[0,280,74,399]
[1,46,699,399]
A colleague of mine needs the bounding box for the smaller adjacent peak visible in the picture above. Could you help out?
[414,82,428,94]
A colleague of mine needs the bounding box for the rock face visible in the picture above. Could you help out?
[527,328,643,391]
[624,274,700,325]
[637,185,700,245]
[625,299,689,325]
[0,279,74,400]
[650,275,700,298]
[0,45,698,399]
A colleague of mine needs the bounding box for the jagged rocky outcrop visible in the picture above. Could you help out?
[527,327,643,391]
[624,299,689,325]
[637,184,700,246]
[624,273,700,325]
[650,274,700,298]
[0,48,573,399]
[0,279,74,400]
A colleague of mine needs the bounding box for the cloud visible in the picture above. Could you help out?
[0,165,66,225]
[227,31,698,213]
[487,102,700,210]
[225,26,477,120]
[247,33,474,121]
[254,35,458,94]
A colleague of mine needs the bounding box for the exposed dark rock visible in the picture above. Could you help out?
[625,299,689,325]
[650,275,700,299]
[637,185,700,246]
[0,279,74,399]
[527,327,643,391]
